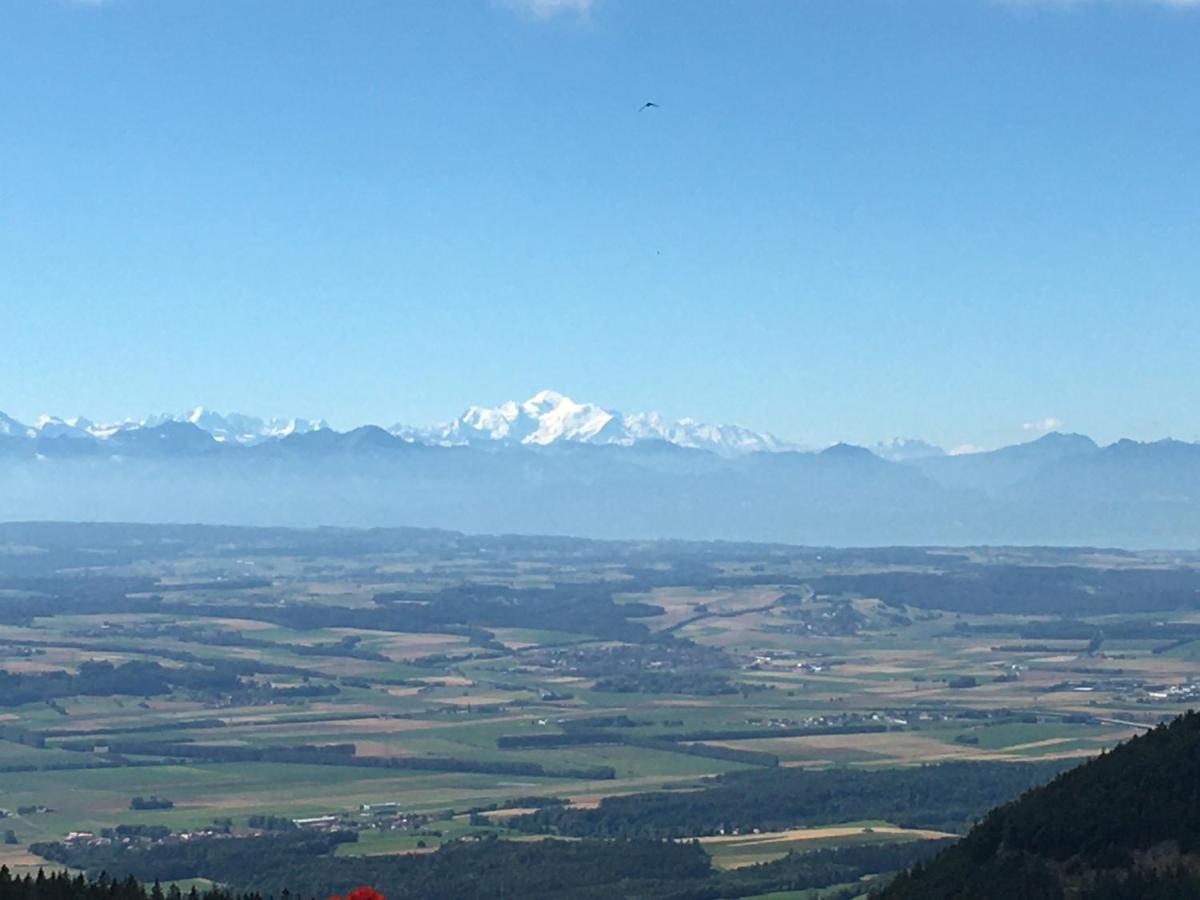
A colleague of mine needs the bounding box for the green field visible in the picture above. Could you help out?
[1,524,1196,895]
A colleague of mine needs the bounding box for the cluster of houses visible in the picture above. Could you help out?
[56,801,435,853]
[358,804,431,831]
[1142,680,1200,703]
[1041,675,1200,704]
[293,805,431,833]
[65,827,238,845]
[742,710,902,730]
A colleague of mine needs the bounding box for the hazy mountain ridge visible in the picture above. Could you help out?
[2,391,793,457]
[14,391,1103,463]
[0,407,331,446]
[869,437,948,461]
[4,395,1199,546]
[909,432,1101,495]
[1,410,1199,545]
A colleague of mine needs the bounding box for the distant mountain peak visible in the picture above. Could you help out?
[0,411,32,438]
[524,388,569,408]
[821,442,877,460]
[870,437,946,461]
[392,390,796,457]
[6,408,331,446]
[151,408,331,445]
[33,414,95,440]
[1029,430,1098,450]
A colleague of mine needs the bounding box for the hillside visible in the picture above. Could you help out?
[880,711,1200,899]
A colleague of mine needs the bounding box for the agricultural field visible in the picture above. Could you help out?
[1,523,1199,894]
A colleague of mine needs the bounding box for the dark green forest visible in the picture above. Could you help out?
[511,760,1069,837]
[880,711,1200,899]
[21,835,951,900]
[0,869,258,900]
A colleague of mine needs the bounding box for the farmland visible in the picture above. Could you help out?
[1,523,1199,895]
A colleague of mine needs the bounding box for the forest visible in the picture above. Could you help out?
[812,566,1200,616]
[882,712,1200,898]
[511,760,1069,837]
[27,834,951,900]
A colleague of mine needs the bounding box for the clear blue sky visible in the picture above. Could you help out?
[3,0,1198,450]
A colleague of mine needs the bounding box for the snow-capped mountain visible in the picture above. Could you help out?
[0,412,31,438]
[0,396,954,460]
[144,408,330,445]
[627,414,797,455]
[34,415,98,440]
[869,437,946,462]
[3,394,788,455]
[6,408,329,446]
[392,390,796,457]
[396,390,624,447]
[7,399,1200,546]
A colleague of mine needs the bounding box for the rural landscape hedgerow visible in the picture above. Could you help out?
[1,527,1199,897]
[5,0,1200,897]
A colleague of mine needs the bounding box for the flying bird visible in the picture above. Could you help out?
[639,101,659,112]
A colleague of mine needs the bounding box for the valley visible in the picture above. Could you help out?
[1,523,1198,896]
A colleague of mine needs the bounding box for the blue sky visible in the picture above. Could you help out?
[2,0,1198,450]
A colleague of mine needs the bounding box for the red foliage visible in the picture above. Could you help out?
[340,888,384,900]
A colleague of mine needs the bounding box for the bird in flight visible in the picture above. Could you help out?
[639,101,659,112]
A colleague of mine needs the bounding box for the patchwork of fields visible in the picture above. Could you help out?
[1,523,1198,895]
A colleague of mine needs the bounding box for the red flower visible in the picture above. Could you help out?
[345,887,384,900]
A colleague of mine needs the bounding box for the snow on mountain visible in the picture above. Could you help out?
[33,415,96,440]
[12,392,791,456]
[21,408,330,446]
[152,407,329,445]
[143,408,331,445]
[870,437,946,462]
[0,412,31,438]
[628,415,796,454]
[393,390,796,456]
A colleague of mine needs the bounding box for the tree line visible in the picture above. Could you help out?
[27,832,951,900]
[511,760,1071,838]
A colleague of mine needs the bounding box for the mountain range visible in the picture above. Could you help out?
[0,391,988,459]
[0,391,796,456]
[2,391,1199,547]
[388,389,799,455]
[1,407,330,447]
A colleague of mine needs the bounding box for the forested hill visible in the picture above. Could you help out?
[880,711,1200,899]
[0,869,253,900]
